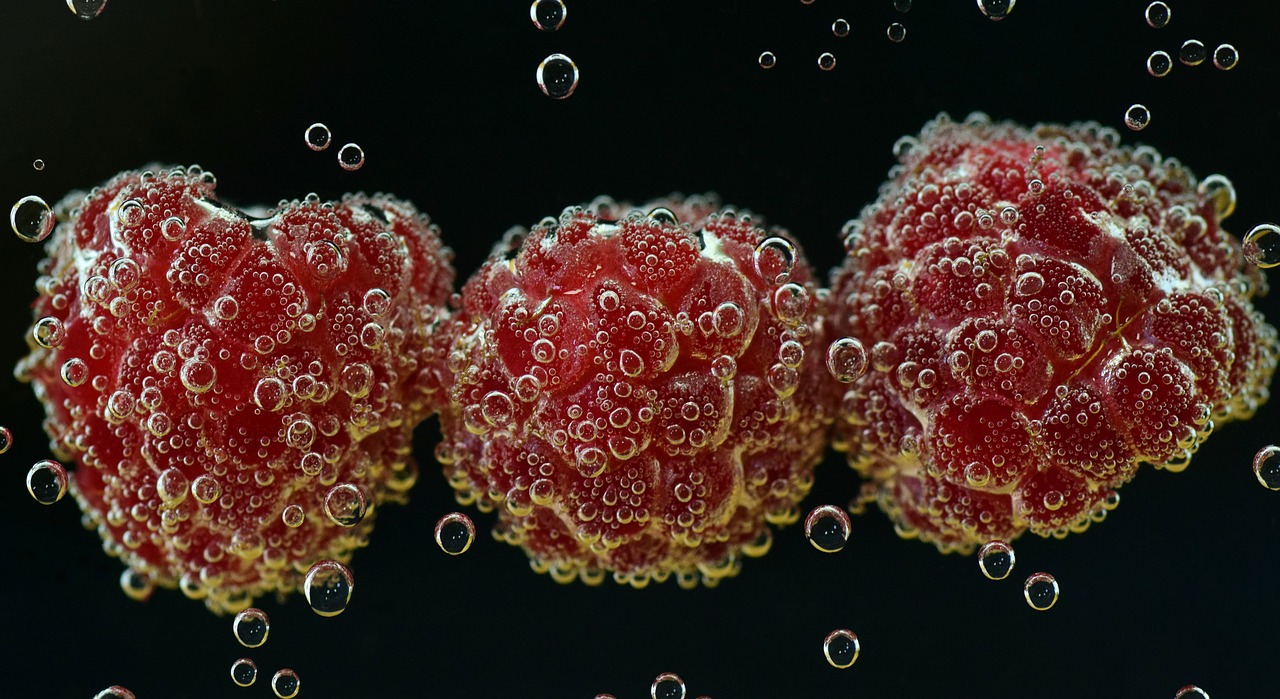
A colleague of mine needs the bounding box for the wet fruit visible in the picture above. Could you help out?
[434,195,833,586]
[17,166,454,612]
[830,113,1278,553]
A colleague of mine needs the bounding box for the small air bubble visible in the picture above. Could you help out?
[1147,50,1172,77]
[0,426,11,454]
[1144,2,1170,28]
[1124,104,1151,131]
[537,53,579,99]
[894,0,912,12]
[93,687,135,699]
[66,0,106,20]
[822,629,860,669]
[1243,224,1280,269]
[832,19,850,37]
[1174,686,1210,699]
[758,51,777,69]
[233,608,270,648]
[435,512,476,555]
[230,658,258,688]
[978,540,1015,580]
[27,460,68,505]
[1253,445,1280,490]
[886,22,906,42]
[338,143,365,171]
[10,195,55,243]
[804,505,851,553]
[271,669,301,699]
[976,0,1016,21]
[530,0,567,31]
[1179,39,1206,66]
[826,337,868,383]
[32,159,45,171]
[304,560,354,617]
[650,673,686,699]
[1213,44,1238,70]
[818,52,837,70]
[304,123,332,151]
[1023,572,1059,611]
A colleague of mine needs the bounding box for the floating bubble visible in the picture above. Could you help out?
[0,426,11,454]
[1023,572,1059,611]
[804,505,851,553]
[826,337,869,383]
[31,317,65,350]
[304,123,331,151]
[435,512,476,555]
[1147,50,1172,77]
[1175,687,1210,699]
[27,460,68,505]
[304,560,354,617]
[32,159,45,171]
[1243,224,1280,269]
[650,673,686,699]
[324,483,369,527]
[818,52,836,71]
[529,0,567,31]
[1179,39,1206,66]
[282,503,306,527]
[1124,104,1151,131]
[272,669,301,699]
[338,143,365,171]
[230,658,258,688]
[1144,2,1170,28]
[1197,174,1236,220]
[60,358,88,387]
[67,0,106,20]
[537,53,579,99]
[758,51,777,69]
[822,629,860,669]
[976,0,1015,21]
[1213,44,1238,71]
[93,688,135,699]
[1253,445,1280,490]
[832,19,850,37]
[233,607,271,648]
[894,0,912,11]
[886,22,906,42]
[978,540,1015,580]
[753,236,797,284]
[119,568,153,601]
[10,195,55,243]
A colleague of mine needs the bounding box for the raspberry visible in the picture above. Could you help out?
[16,166,454,612]
[434,195,833,586]
[830,114,1278,553]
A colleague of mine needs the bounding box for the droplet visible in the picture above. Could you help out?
[832,19,850,37]
[758,51,777,69]
[27,460,68,505]
[304,560,354,617]
[93,687,135,699]
[1124,104,1151,131]
[822,629,860,669]
[60,358,88,386]
[537,53,579,99]
[338,143,365,171]
[1197,174,1236,220]
[1144,2,1170,28]
[32,159,45,171]
[650,673,686,699]
[324,483,369,527]
[804,505,851,553]
[1023,572,1059,611]
[1145,50,1172,76]
[233,608,271,648]
[1174,687,1210,699]
[10,195,55,243]
[66,0,107,20]
[304,122,332,151]
[1213,44,1238,70]
[978,540,1016,580]
[0,426,11,454]
[1179,39,1206,66]
[817,52,836,71]
[826,337,868,383]
[529,0,566,31]
[230,658,258,688]
[976,0,1015,21]
[1243,224,1280,269]
[1253,445,1280,490]
[32,316,66,349]
[271,669,301,699]
[435,512,476,555]
[886,22,906,42]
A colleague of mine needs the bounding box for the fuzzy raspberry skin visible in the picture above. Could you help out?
[830,114,1278,554]
[434,195,833,587]
[17,166,454,612]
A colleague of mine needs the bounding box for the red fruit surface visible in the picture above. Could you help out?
[17,167,454,612]
[830,114,1278,553]
[434,196,833,586]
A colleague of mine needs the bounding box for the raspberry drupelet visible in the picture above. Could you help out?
[434,195,834,587]
[17,167,454,612]
[830,113,1277,553]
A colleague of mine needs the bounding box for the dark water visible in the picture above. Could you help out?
[1,2,1278,697]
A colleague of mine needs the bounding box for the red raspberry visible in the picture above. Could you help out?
[17,167,454,612]
[830,114,1278,553]
[434,196,833,586]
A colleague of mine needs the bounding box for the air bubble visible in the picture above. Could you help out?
[305,123,332,151]
[1144,2,1170,28]
[66,0,106,20]
[832,19,849,37]
[119,568,153,601]
[61,358,88,386]
[324,483,369,527]
[282,504,305,528]
[822,629,860,669]
[362,287,392,316]
[1175,687,1210,699]
[530,0,567,31]
[1124,104,1151,131]
[1253,445,1280,490]
[253,377,288,412]
[32,159,45,171]
[213,295,240,321]
[818,52,836,71]
[1146,50,1172,77]
[230,658,258,687]
[1023,572,1059,611]
[93,688,135,699]
[191,474,222,504]
[976,0,1015,21]
[233,608,270,648]
[826,337,868,382]
[753,236,797,284]
[1213,44,1238,70]
[1243,224,1280,269]
[650,673,686,699]
[338,143,365,171]
[1179,39,1206,66]
[27,460,68,505]
[758,51,777,69]
[271,669,301,699]
[804,505,851,553]
[180,359,216,393]
[894,0,912,11]
[886,22,906,42]
[1197,174,1236,220]
[0,426,11,454]
[10,195,55,243]
[537,53,580,99]
[435,512,476,555]
[978,540,1015,580]
[160,216,186,241]
[304,560,354,617]
[33,316,66,349]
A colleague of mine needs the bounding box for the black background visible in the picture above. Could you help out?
[2,2,1279,698]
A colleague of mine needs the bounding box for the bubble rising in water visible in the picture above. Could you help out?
[753,236,797,285]
[27,460,68,505]
[1144,2,1170,28]
[886,22,906,42]
[435,512,476,555]
[758,51,777,69]
[826,337,868,382]
[338,143,365,171]
[0,426,11,454]
[818,52,837,71]
[233,607,271,648]
[304,123,331,151]
[271,669,301,699]
[1124,104,1151,131]
[529,0,567,31]
[119,568,153,601]
[832,19,850,37]
[1147,50,1172,77]
[1253,445,1280,490]
[822,629,861,669]
[978,540,1015,580]
[324,483,369,527]
[32,159,45,171]
[1175,687,1210,699]
[1213,44,1238,71]
[67,0,107,20]
[93,688,135,699]
[1023,572,1059,611]
[304,560,354,617]
[1180,39,1206,66]
[537,53,579,99]
[650,672,686,699]
[976,0,1015,21]
[804,504,851,553]
[230,658,258,687]
[10,195,55,243]
[1243,224,1280,269]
